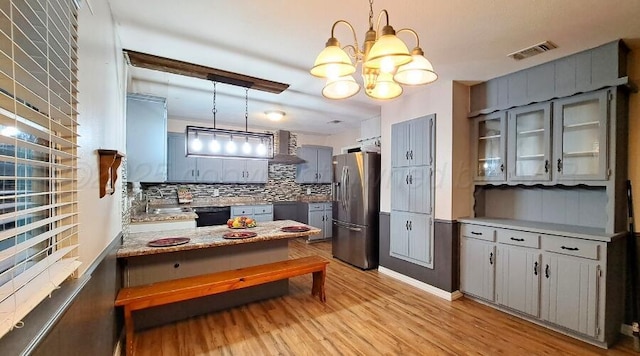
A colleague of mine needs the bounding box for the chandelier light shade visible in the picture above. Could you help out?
[310,38,356,78]
[364,26,412,71]
[322,75,361,99]
[394,48,438,85]
[310,1,437,100]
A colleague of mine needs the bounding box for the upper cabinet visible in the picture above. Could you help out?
[295,145,333,183]
[126,94,167,182]
[474,112,507,182]
[391,117,432,168]
[553,90,609,181]
[473,88,614,186]
[222,159,268,184]
[167,133,224,183]
[507,102,552,182]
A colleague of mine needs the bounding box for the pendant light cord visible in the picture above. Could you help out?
[212,81,217,128]
[245,88,249,132]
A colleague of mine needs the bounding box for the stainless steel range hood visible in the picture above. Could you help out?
[269,130,305,164]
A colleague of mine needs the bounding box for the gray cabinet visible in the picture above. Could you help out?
[295,146,333,183]
[473,112,507,182]
[390,211,431,267]
[230,204,273,222]
[552,90,609,181]
[459,224,496,302]
[167,132,223,183]
[304,202,332,241]
[391,166,432,213]
[459,219,624,346]
[391,117,432,168]
[221,159,268,184]
[507,102,552,182]
[496,240,541,317]
[390,115,435,268]
[126,94,167,182]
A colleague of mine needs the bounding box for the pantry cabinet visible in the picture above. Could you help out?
[390,211,431,267]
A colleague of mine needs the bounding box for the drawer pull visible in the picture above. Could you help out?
[561,246,579,251]
[545,264,550,279]
[534,261,538,276]
[471,231,482,236]
[489,252,493,265]
[510,237,525,242]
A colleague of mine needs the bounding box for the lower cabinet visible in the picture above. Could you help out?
[299,202,332,241]
[459,220,622,347]
[230,204,273,222]
[389,211,431,267]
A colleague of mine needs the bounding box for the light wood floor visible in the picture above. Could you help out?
[134,238,636,355]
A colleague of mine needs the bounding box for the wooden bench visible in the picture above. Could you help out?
[115,255,329,355]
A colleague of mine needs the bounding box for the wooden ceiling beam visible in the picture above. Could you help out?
[123,50,290,94]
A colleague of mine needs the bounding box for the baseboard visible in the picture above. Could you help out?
[377,266,463,301]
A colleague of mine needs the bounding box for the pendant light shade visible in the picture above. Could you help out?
[366,72,402,100]
[394,49,438,85]
[322,75,361,99]
[310,38,356,78]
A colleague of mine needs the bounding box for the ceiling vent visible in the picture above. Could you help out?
[508,41,557,61]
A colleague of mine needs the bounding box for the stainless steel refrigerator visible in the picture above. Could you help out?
[332,152,381,269]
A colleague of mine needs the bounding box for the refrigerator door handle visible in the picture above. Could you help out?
[341,166,347,210]
[345,167,350,212]
[333,220,362,232]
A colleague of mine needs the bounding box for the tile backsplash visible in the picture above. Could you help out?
[138,163,331,203]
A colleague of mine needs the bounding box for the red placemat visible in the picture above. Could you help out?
[281,226,311,233]
[223,231,258,239]
[147,237,190,247]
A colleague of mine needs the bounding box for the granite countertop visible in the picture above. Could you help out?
[296,195,333,203]
[130,209,197,223]
[119,219,321,258]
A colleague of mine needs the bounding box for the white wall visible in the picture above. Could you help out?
[451,82,473,219]
[380,80,454,220]
[76,1,126,275]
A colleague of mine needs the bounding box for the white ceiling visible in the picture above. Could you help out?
[107,0,640,135]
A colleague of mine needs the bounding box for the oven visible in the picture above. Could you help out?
[193,206,231,227]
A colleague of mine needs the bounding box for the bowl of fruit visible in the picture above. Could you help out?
[226,216,257,229]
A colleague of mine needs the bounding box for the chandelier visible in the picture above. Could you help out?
[310,0,437,100]
[186,82,274,159]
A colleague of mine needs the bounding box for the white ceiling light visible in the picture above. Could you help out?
[310,0,437,100]
[265,110,286,121]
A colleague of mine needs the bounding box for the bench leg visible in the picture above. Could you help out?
[124,306,135,356]
[312,268,326,302]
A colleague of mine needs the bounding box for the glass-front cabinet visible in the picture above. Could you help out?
[474,112,507,182]
[553,90,609,181]
[507,102,552,182]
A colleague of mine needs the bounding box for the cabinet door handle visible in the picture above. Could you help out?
[534,261,538,276]
[409,150,413,160]
[318,173,321,179]
[409,175,413,184]
[500,164,504,172]
[406,175,409,184]
[191,170,195,176]
[510,237,525,242]
[489,252,493,265]
[405,151,409,160]
[322,215,325,221]
[561,246,579,251]
[409,221,412,230]
[197,170,200,177]
[405,221,409,230]
[470,231,482,236]
[545,264,550,278]
[544,160,549,173]
[557,159,562,172]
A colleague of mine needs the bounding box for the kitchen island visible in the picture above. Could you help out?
[118,220,320,329]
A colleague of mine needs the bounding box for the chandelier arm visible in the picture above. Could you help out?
[330,20,361,57]
[342,44,359,60]
[374,9,390,38]
[397,28,420,48]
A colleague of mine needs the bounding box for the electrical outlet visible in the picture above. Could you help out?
[213,188,219,197]
[306,188,311,195]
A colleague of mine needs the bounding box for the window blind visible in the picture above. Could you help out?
[0,0,79,339]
